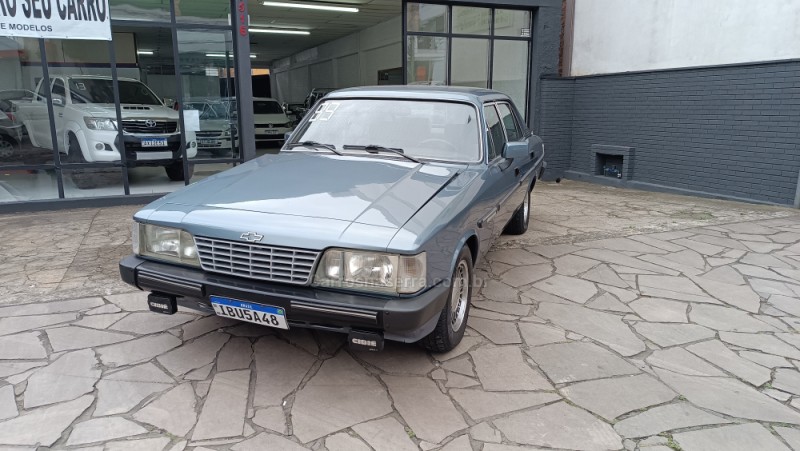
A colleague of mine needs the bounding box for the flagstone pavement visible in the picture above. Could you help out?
[2,180,800,450]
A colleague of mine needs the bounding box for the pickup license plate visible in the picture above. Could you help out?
[141,137,168,148]
[210,296,288,330]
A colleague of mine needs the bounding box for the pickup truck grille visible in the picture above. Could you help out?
[121,120,178,134]
[196,131,224,138]
[194,237,320,285]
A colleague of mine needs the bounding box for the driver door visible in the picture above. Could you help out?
[483,104,519,238]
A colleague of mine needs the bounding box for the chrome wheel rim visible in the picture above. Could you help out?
[523,192,530,223]
[450,260,469,332]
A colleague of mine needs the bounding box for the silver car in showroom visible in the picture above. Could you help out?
[120,86,545,352]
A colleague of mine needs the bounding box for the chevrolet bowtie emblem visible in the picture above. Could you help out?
[240,232,263,243]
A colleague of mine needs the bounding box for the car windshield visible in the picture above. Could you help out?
[291,99,481,163]
[253,100,284,115]
[69,79,162,105]
[185,102,228,119]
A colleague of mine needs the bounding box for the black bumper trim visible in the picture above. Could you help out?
[119,255,447,342]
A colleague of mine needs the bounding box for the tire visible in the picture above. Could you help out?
[209,148,231,157]
[67,135,102,190]
[420,246,473,353]
[0,136,15,159]
[504,187,531,235]
[165,161,193,181]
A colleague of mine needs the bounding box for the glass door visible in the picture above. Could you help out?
[176,29,238,183]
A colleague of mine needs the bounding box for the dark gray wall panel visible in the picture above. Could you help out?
[539,61,800,205]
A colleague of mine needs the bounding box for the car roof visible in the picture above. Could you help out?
[326,85,510,104]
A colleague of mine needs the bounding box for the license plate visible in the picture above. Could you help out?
[198,139,220,146]
[261,128,278,134]
[141,138,168,148]
[210,296,288,330]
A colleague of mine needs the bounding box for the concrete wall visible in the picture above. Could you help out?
[570,0,800,76]
[540,61,800,205]
[270,16,402,104]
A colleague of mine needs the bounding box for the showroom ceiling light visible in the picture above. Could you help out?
[136,50,154,55]
[262,1,358,13]
[206,53,257,59]
[249,28,310,35]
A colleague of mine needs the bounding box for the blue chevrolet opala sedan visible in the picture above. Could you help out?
[120,86,546,352]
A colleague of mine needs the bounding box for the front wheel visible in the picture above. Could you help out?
[504,188,531,235]
[420,246,473,353]
[165,161,193,181]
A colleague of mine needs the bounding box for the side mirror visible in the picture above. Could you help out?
[502,141,528,160]
[51,97,64,107]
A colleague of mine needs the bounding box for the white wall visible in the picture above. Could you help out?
[271,16,401,103]
[570,0,800,75]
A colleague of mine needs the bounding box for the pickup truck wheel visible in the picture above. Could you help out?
[165,162,193,181]
[0,136,15,159]
[503,188,531,235]
[67,135,108,190]
[420,246,473,353]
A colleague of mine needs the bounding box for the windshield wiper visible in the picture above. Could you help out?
[287,141,342,156]
[342,144,420,164]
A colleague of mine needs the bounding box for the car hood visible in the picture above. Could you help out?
[75,103,178,119]
[253,113,290,124]
[157,152,464,230]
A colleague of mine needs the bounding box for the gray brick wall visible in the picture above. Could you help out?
[540,61,800,205]
[538,78,575,180]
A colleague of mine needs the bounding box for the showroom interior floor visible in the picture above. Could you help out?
[1,180,800,450]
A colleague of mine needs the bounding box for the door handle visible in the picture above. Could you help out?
[58,113,63,117]
[514,168,520,177]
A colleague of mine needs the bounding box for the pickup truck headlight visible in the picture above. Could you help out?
[313,249,426,294]
[84,117,117,131]
[133,223,200,267]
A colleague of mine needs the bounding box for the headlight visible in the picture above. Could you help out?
[133,223,200,267]
[313,249,426,294]
[83,117,117,131]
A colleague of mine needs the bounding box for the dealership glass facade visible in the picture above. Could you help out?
[0,0,244,205]
[0,0,538,208]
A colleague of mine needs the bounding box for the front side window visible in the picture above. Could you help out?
[291,99,481,163]
[497,103,523,141]
[51,79,66,102]
[484,104,505,161]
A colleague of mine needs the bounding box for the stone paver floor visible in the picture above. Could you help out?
[2,180,800,450]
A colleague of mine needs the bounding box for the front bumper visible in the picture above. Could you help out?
[119,255,448,343]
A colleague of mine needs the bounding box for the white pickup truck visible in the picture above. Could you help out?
[17,75,196,187]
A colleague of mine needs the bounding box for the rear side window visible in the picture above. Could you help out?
[497,103,523,142]
[484,105,505,161]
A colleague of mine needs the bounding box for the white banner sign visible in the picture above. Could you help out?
[0,0,112,40]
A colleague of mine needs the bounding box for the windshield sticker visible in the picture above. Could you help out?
[75,83,86,91]
[309,102,339,121]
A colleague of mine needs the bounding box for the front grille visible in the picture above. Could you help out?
[194,236,320,285]
[121,120,178,134]
[256,123,287,128]
[196,131,223,138]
